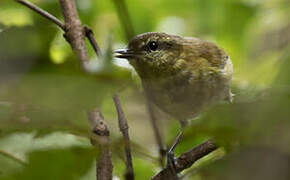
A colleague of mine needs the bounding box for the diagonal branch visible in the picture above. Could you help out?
[151,140,218,180]
[113,94,135,180]
[16,0,65,30]
[84,26,102,57]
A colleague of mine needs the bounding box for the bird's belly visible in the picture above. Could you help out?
[144,76,230,122]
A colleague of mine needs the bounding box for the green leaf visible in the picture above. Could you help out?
[0,132,91,177]
[2,147,95,180]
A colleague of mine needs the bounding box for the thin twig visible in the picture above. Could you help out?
[113,94,135,180]
[146,100,166,167]
[59,0,89,69]
[89,110,113,180]
[84,26,102,57]
[143,82,166,167]
[111,0,135,41]
[151,140,218,180]
[16,0,65,30]
[16,0,102,59]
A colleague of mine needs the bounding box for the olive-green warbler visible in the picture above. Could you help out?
[116,32,233,126]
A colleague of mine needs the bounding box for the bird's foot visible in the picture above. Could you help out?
[167,151,178,179]
[166,132,183,180]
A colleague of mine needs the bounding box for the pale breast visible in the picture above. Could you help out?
[143,56,233,123]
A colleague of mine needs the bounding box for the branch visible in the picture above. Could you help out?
[16,0,65,30]
[17,0,103,67]
[89,110,113,180]
[59,0,89,68]
[151,140,218,180]
[84,26,102,57]
[113,94,135,180]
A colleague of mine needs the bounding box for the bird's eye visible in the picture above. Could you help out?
[148,41,158,51]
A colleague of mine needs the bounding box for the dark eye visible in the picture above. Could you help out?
[148,41,158,51]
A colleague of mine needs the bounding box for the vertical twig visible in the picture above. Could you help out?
[143,82,166,167]
[89,110,113,180]
[113,94,135,180]
[111,0,135,41]
[146,100,166,167]
[59,0,89,68]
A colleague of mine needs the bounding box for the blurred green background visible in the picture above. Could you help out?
[0,0,290,179]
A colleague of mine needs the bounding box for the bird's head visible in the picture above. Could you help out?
[115,32,186,79]
[115,32,228,80]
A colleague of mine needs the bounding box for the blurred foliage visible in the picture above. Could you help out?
[0,0,290,179]
[2,147,95,180]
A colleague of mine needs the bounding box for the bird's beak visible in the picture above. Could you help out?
[114,49,144,59]
[114,49,134,59]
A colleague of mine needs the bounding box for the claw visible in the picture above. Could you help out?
[167,151,178,175]
[166,132,184,180]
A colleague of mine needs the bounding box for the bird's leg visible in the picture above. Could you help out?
[167,131,183,179]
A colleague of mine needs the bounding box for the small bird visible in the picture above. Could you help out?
[116,32,233,126]
[115,32,233,176]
